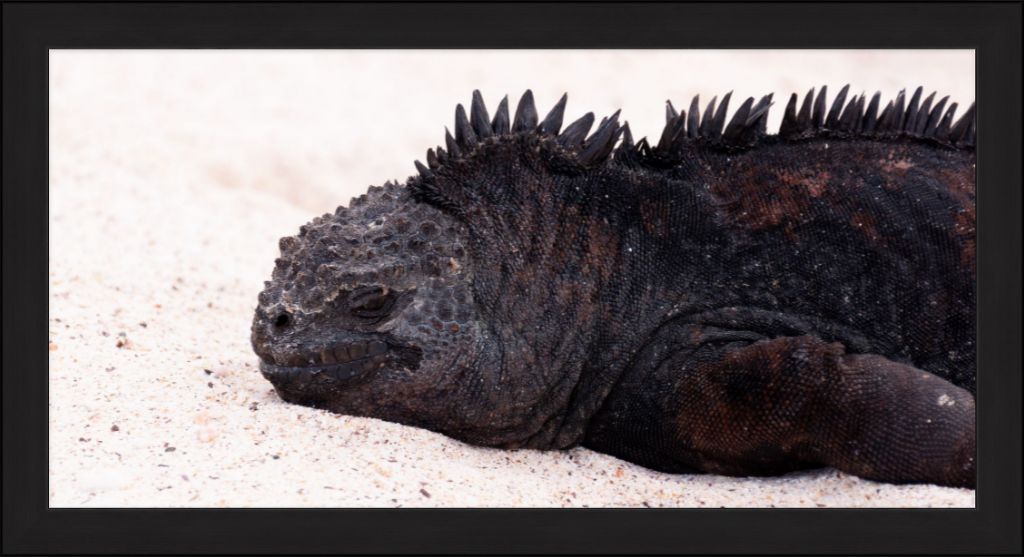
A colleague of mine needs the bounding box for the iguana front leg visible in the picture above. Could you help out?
[666,335,976,487]
[587,333,975,488]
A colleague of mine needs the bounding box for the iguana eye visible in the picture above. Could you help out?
[349,286,394,318]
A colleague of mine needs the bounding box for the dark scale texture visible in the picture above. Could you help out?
[253,88,976,487]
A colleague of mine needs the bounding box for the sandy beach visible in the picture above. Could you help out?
[48,50,975,507]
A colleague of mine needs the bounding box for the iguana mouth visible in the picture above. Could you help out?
[259,338,422,384]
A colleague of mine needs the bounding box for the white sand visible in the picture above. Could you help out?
[48,51,975,507]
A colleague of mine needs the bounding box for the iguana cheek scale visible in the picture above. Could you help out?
[252,87,976,488]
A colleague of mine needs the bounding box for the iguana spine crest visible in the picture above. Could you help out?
[409,86,976,209]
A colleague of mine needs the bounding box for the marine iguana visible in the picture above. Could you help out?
[251,86,977,488]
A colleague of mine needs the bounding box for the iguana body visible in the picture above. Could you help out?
[252,87,976,488]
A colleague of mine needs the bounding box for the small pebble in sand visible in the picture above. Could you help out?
[110,425,119,432]
[115,333,132,349]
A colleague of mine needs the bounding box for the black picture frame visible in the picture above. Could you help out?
[4,2,1021,554]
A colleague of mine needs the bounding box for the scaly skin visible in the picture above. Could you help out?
[252,88,976,487]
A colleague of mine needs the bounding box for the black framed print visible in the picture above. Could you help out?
[4,2,1021,555]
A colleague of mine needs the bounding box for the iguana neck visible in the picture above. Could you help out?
[456,157,722,449]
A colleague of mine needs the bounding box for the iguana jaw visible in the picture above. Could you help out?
[257,335,423,389]
[259,355,385,384]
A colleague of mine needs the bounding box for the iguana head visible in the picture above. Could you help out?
[251,182,493,433]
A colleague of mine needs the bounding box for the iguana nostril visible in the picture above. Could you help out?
[274,313,291,328]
